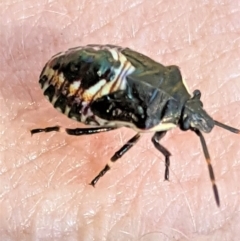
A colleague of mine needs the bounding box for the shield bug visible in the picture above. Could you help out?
[31,44,239,206]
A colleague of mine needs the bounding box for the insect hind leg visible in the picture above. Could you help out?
[151,131,171,180]
[90,133,141,187]
[30,126,115,136]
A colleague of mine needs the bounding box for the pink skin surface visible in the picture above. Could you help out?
[0,0,240,240]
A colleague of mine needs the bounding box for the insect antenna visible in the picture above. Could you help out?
[214,120,240,134]
[195,130,220,206]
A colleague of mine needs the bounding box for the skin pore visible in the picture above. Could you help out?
[0,0,240,240]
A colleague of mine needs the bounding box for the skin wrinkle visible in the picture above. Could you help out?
[1,0,240,240]
[47,150,70,186]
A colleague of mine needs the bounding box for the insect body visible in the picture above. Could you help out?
[31,44,239,206]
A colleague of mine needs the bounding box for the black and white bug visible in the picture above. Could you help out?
[31,44,239,206]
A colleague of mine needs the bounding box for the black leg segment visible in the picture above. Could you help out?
[31,126,115,136]
[151,131,171,180]
[30,126,60,135]
[90,133,141,187]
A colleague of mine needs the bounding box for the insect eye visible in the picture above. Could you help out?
[180,115,191,130]
[193,89,201,99]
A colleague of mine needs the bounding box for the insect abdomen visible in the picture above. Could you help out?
[39,45,135,125]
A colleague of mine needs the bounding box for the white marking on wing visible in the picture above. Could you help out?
[182,78,191,95]
[82,79,107,101]
[109,48,119,61]
[69,80,81,95]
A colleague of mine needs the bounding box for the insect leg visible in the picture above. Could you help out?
[151,131,171,180]
[195,130,220,206]
[90,133,141,187]
[31,126,115,136]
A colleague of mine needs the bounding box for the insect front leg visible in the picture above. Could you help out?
[90,133,141,187]
[151,131,171,180]
[31,126,115,136]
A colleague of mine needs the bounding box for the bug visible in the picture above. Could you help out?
[31,44,239,206]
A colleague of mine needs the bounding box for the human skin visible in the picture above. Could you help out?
[0,0,240,240]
